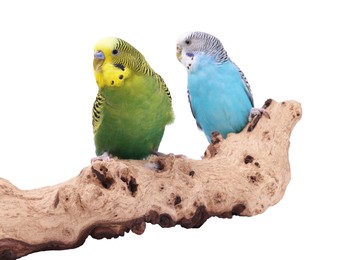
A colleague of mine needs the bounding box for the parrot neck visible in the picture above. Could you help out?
[188,54,224,74]
[98,74,153,109]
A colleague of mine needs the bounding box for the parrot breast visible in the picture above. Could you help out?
[94,73,173,159]
[187,57,252,142]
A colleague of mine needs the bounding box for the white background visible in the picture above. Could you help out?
[0,0,335,259]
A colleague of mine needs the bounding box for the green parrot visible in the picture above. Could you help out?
[92,37,174,160]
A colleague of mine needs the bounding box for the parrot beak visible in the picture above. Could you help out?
[176,45,182,62]
[94,50,105,60]
[93,51,105,72]
[93,58,103,72]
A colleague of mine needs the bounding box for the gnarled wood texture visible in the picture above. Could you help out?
[0,99,301,259]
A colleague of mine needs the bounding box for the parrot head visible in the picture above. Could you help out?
[93,37,150,89]
[176,31,228,71]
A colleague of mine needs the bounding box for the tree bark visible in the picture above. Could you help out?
[0,99,301,259]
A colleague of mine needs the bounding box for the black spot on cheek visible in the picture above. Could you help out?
[114,63,125,71]
[111,80,114,85]
[119,75,124,80]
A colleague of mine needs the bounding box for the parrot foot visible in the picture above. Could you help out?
[247,99,273,132]
[151,151,167,157]
[248,108,270,122]
[146,153,188,171]
[145,152,169,171]
[144,162,162,171]
[146,152,188,171]
[91,152,112,163]
[151,151,187,159]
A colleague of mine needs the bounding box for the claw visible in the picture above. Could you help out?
[151,151,186,159]
[91,152,112,163]
[248,108,270,121]
[247,107,271,132]
[151,151,167,157]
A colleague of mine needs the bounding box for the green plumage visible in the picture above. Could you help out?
[92,37,174,159]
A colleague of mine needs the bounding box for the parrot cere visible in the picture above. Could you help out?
[176,31,261,143]
[92,37,174,160]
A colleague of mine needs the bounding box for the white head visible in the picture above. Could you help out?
[176,31,228,71]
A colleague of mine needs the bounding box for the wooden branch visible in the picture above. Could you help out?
[0,99,301,259]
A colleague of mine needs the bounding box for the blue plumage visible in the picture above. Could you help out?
[177,31,254,142]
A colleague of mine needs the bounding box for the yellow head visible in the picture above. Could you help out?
[93,37,151,88]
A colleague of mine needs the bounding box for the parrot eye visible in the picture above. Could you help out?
[112,49,119,55]
[185,40,191,45]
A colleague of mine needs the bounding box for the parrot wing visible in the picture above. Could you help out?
[187,90,202,130]
[155,73,172,102]
[233,62,254,107]
[92,93,105,134]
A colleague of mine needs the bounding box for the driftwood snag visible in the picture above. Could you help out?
[0,99,302,259]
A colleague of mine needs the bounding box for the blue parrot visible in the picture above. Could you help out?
[176,31,266,142]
